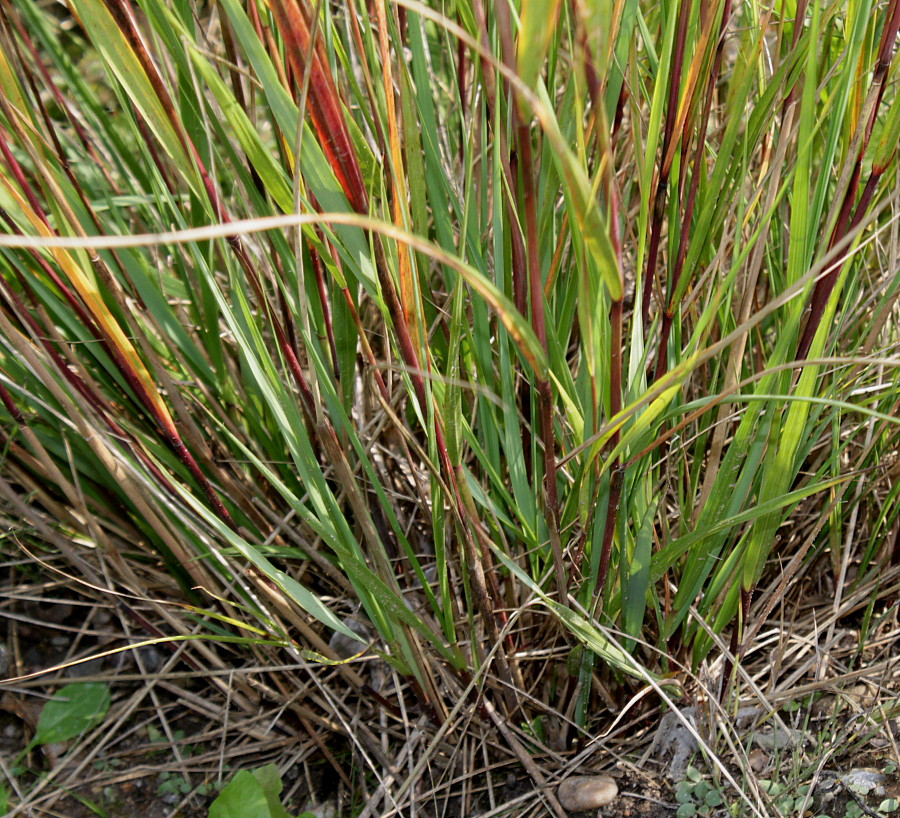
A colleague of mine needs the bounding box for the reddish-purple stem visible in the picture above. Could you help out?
[641,0,692,330]
[655,0,732,382]
[797,0,900,361]
[308,237,340,382]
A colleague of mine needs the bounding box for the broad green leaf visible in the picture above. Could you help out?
[31,683,110,747]
[209,765,291,818]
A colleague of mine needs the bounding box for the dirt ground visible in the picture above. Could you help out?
[3,593,900,817]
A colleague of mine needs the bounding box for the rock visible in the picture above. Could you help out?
[131,644,164,673]
[811,694,840,718]
[299,800,338,818]
[650,707,699,779]
[752,725,808,750]
[64,656,104,678]
[328,614,373,660]
[841,769,886,797]
[847,683,878,709]
[557,775,618,811]
[748,748,768,773]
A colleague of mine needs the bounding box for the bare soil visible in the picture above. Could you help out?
[3,590,899,817]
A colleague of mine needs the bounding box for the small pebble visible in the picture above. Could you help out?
[132,645,164,673]
[299,800,338,818]
[557,775,618,811]
[811,694,840,718]
[328,615,373,660]
[748,748,768,773]
[848,683,878,709]
[64,657,104,678]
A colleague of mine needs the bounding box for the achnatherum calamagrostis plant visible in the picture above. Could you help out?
[0,0,899,757]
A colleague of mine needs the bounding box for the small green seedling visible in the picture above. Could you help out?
[838,797,899,818]
[157,772,192,797]
[758,779,813,816]
[208,764,300,818]
[26,683,110,753]
[674,766,727,817]
[5,686,111,818]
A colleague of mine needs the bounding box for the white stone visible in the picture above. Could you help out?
[557,775,618,811]
[299,800,338,818]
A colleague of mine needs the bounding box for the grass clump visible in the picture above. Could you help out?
[0,0,899,813]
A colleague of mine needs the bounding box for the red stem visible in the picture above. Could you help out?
[641,0,692,330]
